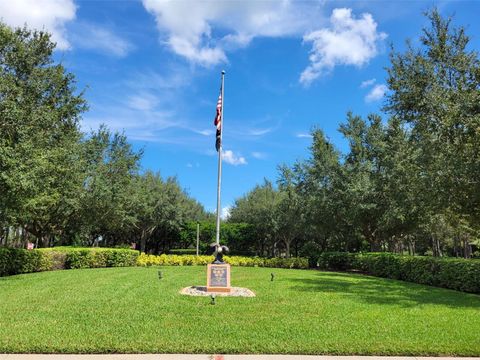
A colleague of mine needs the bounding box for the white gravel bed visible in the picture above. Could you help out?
[180,286,256,297]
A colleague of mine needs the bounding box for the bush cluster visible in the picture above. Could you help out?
[136,253,309,269]
[317,251,356,271]
[318,252,480,294]
[64,249,139,269]
[0,248,139,276]
[137,254,213,266]
[0,248,52,276]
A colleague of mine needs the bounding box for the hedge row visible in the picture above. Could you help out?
[0,248,139,276]
[0,248,309,277]
[136,253,309,268]
[318,252,480,294]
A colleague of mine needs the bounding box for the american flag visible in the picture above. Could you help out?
[214,89,222,151]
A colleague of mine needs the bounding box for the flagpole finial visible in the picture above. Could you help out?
[222,70,225,75]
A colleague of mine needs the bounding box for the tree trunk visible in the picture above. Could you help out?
[463,234,472,259]
[140,229,146,253]
[284,238,291,258]
[453,235,459,257]
[432,235,443,257]
[370,238,381,252]
[1,227,8,246]
[407,236,416,256]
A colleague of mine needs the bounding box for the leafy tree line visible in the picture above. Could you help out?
[0,23,208,252]
[228,10,480,259]
[179,221,256,255]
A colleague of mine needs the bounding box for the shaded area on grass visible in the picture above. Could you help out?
[289,271,480,309]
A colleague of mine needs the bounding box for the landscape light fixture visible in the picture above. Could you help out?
[158,270,162,280]
[210,294,216,305]
[271,273,275,281]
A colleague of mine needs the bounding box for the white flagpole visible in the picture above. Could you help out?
[215,70,225,247]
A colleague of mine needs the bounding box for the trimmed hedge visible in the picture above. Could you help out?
[0,248,52,276]
[64,249,139,269]
[318,252,480,294]
[0,247,308,277]
[136,253,309,269]
[0,248,139,276]
[317,251,356,271]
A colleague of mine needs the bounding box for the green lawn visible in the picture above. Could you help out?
[0,266,479,355]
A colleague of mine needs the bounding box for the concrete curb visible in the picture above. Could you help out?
[0,356,479,360]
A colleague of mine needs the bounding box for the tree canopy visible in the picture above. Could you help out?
[228,9,480,258]
[0,23,210,253]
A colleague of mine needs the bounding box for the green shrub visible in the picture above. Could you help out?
[0,248,18,276]
[318,252,355,271]
[0,248,53,276]
[433,258,480,293]
[319,252,480,294]
[65,250,90,269]
[63,249,139,269]
[46,251,67,270]
[104,249,138,267]
[137,254,214,266]
[0,247,140,276]
[300,241,324,268]
[136,253,309,269]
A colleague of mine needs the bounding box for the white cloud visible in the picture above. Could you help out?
[360,78,376,88]
[80,66,196,143]
[0,0,76,50]
[222,150,247,166]
[127,93,159,111]
[300,8,387,85]
[71,23,133,57]
[195,129,214,136]
[251,152,267,160]
[126,67,190,91]
[142,0,325,66]
[81,106,178,142]
[365,84,388,102]
[248,128,272,136]
[221,206,231,220]
[296,133,313,138]
[141,3,386,83]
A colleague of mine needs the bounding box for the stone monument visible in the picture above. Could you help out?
[206,243,231,293]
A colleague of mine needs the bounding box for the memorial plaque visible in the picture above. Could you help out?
[207,263,231,293]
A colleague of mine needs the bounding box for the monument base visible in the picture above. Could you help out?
[206,286,231,293]
[206,263,231,293]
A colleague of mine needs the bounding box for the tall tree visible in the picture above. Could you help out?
[0,23,87,245]
[76,126,142,245]
[384,8,480,255]
[338,113,388,251]
[229,180,282,256]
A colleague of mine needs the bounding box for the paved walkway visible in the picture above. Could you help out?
[1,356,478,360]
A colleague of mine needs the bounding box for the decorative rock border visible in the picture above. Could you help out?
[180,286,255,297]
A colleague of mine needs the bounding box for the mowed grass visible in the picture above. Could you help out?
[0,266,479,355]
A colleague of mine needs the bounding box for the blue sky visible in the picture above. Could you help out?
[2,0,480,215]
